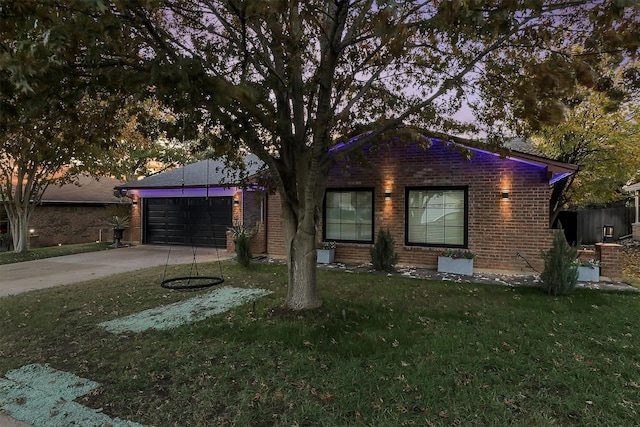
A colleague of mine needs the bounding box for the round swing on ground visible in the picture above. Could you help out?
[160,275,224,290]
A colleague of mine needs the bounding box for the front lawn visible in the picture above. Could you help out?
[0,242,113,265]
[1,262,639,426]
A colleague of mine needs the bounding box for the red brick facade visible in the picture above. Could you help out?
[129,195,142,244]
[105,141,575,274]
[595,243,624,280]
[29,204,123,247]
[266,192,285,256]
[266,141,558,272]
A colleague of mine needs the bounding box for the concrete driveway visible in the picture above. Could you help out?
[0,245,233,297]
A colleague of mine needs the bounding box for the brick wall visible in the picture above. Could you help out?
[265,141,556,272]
[29,204,117,247]
[595,243,624,280]
[242,190,263,227]
[129,196,141,244]
[266,192,285,256]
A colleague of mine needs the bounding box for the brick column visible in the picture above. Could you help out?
[226,232,235,253]
[633,223,640,241]
[128,197,141,244]
[250,221,267,254]
[595,243,624,280]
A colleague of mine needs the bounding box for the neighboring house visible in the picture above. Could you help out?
[27,175,129,247]
[119,137,579,273]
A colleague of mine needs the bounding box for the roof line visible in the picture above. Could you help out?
[409,128,580,173]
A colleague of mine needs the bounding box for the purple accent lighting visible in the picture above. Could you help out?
[131,187,238,198]
[549,172,573,185]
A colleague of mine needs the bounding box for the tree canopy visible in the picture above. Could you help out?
[0,0,144,252]
[96,98,197,182]
[533,89,640,211]
[2,1,639,307]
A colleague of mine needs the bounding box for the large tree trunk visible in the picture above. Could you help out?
[281,192,322,311]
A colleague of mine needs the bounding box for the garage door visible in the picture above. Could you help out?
[143,197,233,248]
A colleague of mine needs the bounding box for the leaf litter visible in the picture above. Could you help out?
[1,286,271,425]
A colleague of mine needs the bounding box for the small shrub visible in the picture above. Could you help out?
[370,228,399,272]
[235,233,252,268]
[540,230,578,295]
[0,232,11,251]
[317,241,336,250]
[442,249,476,259]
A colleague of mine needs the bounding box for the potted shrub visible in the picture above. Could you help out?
[317,241,336,264]
[437,249,476,276]
[575,259,601,282]
[105,215,130,248]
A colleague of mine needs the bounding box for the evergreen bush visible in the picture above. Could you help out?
[370,228,399,272]
[540,230,578,295]
[235,233,252,268]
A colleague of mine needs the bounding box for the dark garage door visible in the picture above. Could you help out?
[143,197,232,248]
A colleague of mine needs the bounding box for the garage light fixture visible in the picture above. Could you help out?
[501,190,509,201]
[385,188,391,201]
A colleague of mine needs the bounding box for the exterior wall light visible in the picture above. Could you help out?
[233,196,240,206]
[501,190,509,200]
[603,224,614,243]
[385,188,391,201]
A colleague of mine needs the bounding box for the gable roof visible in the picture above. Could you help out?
[624,182,640,192]
[117,135,578,191]
[331,129,579,184]
[502,138,543,156]
[418,134,580,184]
[461,143,580,184]
[41,175,125,204]
[117,155,263,190]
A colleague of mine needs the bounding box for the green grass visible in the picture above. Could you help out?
[1,261,639,426]
[0,242,113,265]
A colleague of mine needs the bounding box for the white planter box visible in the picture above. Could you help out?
[317,249,335,264]
[578,266,600,282]
[437,256,474,276]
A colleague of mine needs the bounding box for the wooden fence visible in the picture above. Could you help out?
[557,207,635,245]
